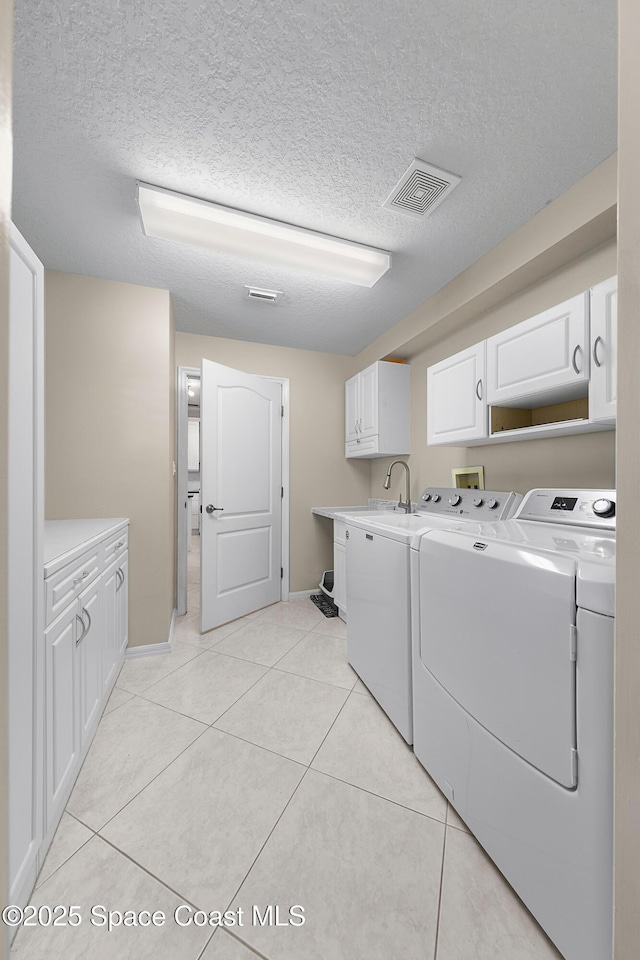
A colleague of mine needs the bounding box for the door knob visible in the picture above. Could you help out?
[206,504,224,513]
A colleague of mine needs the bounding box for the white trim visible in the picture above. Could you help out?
[289,589,319,600]
[262,375,290,601]
[125,640,172,660]
[126,608,175,660]
[176,366,199,616]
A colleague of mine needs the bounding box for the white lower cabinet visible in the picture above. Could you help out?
[45,605,79,833]
[42,521,129,849]
[333,520,347,619]
[77,578,103,750]
[102,551,129,694]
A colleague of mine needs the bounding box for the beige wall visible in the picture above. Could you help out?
[175,333,371,592]
[371,241,617,501]
[614,0,640,955]
[0,0,12,953]
[45,272,175,649]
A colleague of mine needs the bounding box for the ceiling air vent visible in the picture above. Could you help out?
[245,286,280,303]
[383,159,461,220]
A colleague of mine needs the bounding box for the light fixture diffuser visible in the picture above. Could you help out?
[136,182,391,287]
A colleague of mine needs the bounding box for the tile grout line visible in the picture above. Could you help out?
[116,644,210,697]
[98,833,209,914]
[217,765,314,926]
[91,721,212,835]
[432,821,449,960]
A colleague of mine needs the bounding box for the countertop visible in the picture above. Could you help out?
[311,499,409,520]
[44,518,128,577]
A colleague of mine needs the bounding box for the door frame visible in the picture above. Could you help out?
[176,364,290,616]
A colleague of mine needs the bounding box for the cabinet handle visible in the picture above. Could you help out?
[81,606,92,635]
[114,541,124,550]
[475,379,483,401]
[116,568,124,590]
[75,613,86,644]
[571,344,582,375]
[73,570,90,585]
[593,336,604,368]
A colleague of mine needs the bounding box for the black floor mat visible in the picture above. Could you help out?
[310,593,339,618]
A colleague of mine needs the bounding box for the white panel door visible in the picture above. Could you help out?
[427,342,487,445]
[358,363,379,438]
[589,276,617,422]
[345,373,360,442]
[486,292,590,405]
[8,225,44,906]
[200,360,282,631]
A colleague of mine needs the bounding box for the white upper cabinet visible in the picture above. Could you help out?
[589,276,617,422]
[486,292,590,406]
[345,374,361,443]
[345,361,410,458]
[427,342,487,445]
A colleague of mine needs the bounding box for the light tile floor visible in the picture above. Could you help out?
[12,543,564,959]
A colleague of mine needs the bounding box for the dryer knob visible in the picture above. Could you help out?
[473,498,484,507]
[593,498,615,518]
[431,494,441,503]
[487,499,499,509]
[449,494,462,506]
[422,494,431,502]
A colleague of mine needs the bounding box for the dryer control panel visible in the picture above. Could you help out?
[514,489,616,529]
[416,487,521,521]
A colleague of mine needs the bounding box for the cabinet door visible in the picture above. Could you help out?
[334,541,346,615]
[358,364,379,438]
[102,561,120,695]
[589,277,617,422]
[77,580,103,749]
[486,293,589,405]
[345,374,360,442]
[45,605,79,832]
[117,553,129,654]
[427,342,487,445]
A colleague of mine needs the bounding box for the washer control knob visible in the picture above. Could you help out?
[592,498,615,518]
[431,494,441,503]
[449,494,462,506]
[422,494,431,502]
[487,499,499,509]
[473,497,484,507]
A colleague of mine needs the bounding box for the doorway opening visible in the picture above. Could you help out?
[176,364,290,621]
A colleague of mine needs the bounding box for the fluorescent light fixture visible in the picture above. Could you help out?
[136,182,391,287]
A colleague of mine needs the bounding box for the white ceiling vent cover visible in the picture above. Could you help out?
[245,286,281,303]
[383,159,461,220]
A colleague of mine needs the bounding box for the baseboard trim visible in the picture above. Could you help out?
[289,589,318,600]
[125,640,172,660]
[125,610,175,659]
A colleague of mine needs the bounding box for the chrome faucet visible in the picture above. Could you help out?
[383,460,412,513]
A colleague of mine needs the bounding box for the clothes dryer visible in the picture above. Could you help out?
[411,489,615,960]
[343,487,520,742]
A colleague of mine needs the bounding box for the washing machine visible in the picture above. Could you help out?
[343,487,521,743]
[412,488,616,960]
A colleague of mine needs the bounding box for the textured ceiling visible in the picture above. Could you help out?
[12,0,617,355]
